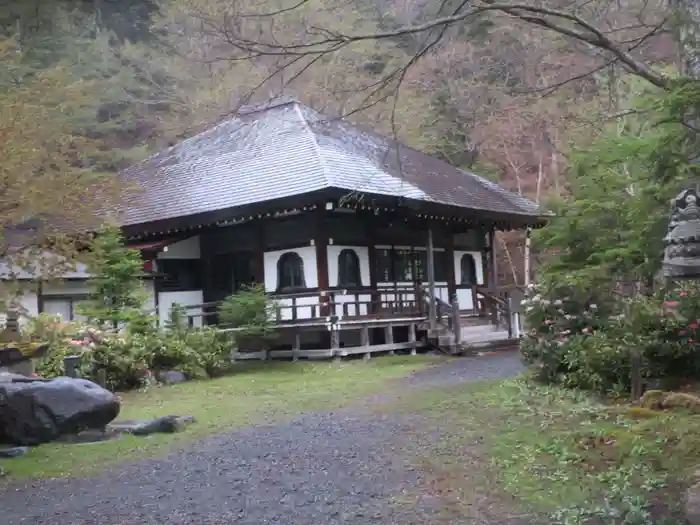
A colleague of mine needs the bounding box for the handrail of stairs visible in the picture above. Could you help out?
[473,285,514,338]
[419,285,461,346]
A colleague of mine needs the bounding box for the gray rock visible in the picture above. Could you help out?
[156,370,187,385]
[0,376,120,446]
[687,482,700,525]
[0,446,29,458]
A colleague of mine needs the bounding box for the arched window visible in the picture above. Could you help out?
[337,249,361,287]
[277,252,306,290]
[460,254,478,286]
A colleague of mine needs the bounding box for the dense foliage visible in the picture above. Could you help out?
[33,234,276,390]
[521,282,700,394]
[34,285,275,390]
[522,73,700,394]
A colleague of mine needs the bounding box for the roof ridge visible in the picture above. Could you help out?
[293,102,331,188]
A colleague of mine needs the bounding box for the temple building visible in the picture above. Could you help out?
[7,98,548,354]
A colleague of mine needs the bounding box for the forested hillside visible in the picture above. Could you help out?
[0,0,694,286]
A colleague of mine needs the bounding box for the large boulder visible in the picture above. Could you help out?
[0,376,120,446]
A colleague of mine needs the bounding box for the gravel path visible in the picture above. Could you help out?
[0,353,524,525]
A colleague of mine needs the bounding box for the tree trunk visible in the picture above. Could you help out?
[676,0,700,78]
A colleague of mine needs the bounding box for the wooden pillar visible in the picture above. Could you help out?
[445,229,457,301]
[253,221,266,285]
[487,227,498,291]
[427,225,437,332]
[367,222,379,314]
[315,208,331,325]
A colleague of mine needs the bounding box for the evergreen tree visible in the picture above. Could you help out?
[77,224,150,329]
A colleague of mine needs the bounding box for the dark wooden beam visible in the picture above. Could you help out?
[366,220,379,314]
[314,208,330,316]
[445,229,457,300]
[253,221,266,285]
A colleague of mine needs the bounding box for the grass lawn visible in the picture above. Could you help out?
[2,355,440,481]
[401,376,700,525]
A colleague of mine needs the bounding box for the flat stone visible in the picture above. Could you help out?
[156,370,187,385]
[0,446,29,458]
[108,415,196,436]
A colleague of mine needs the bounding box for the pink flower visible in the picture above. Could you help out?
[690,324,699,329]
[582,327,591,333]
[680,330,689,336]
[544,319,553,325]
[681,291,688,297]
[691,339,697,344]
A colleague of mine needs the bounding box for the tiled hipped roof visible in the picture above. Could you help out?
[117,99,544,227]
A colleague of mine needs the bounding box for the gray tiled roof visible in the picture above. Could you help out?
[117,99,544,227]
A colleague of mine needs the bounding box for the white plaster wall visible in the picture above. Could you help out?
[328,245,371,317]
[158,290,204,328]
[454,250,484,311]
[264,246,319,321]
[158,236,200,259]
[0,290,39,327]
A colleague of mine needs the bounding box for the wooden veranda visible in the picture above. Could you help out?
[181,283,521,360]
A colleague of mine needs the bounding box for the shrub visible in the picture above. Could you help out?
[183,328,234,378]
[522,281,700,394]
[219,285,277,338]
[34,282,273,390]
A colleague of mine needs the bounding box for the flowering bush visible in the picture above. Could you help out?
[32,314,236,390]
[520,282,614,384]
[520,282,700,393]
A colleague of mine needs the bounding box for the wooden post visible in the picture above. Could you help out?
[330,325,341,360]
[445,231,457,303]
[408,322,417,355]
[451,295,461,346]
[315,207,330,318]
[506,293,514,339]
[292,331,301,362]
[427,226,437,332]
[360,325,371,360]
[384,323,395,355]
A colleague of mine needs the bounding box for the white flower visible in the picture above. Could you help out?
[589,304,598,310]
[554,299,563,306]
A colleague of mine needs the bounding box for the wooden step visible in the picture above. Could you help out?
[459,337,520,356]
